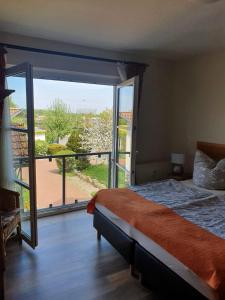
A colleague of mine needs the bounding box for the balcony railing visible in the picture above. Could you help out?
[34,152,112,210]
[16,150,130,216]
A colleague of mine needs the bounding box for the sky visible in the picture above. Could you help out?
[7,77,133,113]
[7,77,114,113]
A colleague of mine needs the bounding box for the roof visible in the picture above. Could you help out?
[10,107,22,118]
[119,112,132,122]
[11,126,28,159]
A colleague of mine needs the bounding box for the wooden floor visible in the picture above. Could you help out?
[5,210,162,300]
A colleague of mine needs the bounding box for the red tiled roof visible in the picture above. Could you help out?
[119,112,132,122]
[11,123,28,158]
[10,107,22,118]
[12,131,28,158]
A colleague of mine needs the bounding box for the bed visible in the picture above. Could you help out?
[88,142,225,300]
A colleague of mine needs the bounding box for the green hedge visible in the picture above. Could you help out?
[48,143,67,155]
[35,140,48,156]
[55,149,76,172]
[75,154,90,171]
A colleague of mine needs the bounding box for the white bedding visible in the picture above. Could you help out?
[96,180,225,300]
[183,179,225,197]
[131,179,225,240]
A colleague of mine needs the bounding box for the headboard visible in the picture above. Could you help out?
[197,141,225,161]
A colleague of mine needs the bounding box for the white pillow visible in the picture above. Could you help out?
[193,150,225,190]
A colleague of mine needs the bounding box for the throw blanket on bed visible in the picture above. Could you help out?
[87,188,225,299]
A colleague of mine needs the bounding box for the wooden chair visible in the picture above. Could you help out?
[0,187,22,270]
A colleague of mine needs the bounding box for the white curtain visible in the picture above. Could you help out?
[0,92,14,190]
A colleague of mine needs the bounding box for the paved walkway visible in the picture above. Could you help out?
[25,159,98,209]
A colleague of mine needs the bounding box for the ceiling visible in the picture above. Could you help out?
[0,0,225,57]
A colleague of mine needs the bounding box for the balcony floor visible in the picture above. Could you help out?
[5,210,161,300]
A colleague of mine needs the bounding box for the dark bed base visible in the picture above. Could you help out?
[93,209,207,300]
[93,209,135,264]
[135,243,206,300]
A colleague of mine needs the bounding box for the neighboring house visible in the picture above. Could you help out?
[119,112,132,124]
[9,107,23,118]
[10,107,28,160]
[35,129,46,141]
[11,130,28,159]
[58,135,69,145]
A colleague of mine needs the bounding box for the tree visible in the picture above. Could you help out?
[55,149,76,173]
[43,99,73,143]
[67,128,90,170]
[81,109,113,152]
[66,128,83,152]
[35,140,48,156]
[8,96,17,108]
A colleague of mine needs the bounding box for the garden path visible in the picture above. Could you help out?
[34,159,98,208]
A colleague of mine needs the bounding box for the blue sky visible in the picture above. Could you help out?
[7,77,113,113]
[7,77,134,113]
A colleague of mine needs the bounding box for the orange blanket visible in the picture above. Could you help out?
[87,188,225,299]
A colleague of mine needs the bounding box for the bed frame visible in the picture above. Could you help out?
[93,210,206,299]
[93,142,225,300]
[197,141,225,161]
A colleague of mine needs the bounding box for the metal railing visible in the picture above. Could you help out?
[35,151,112,207]
[16,150,131,214]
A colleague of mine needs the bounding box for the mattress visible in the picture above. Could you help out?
[96,180,225,300]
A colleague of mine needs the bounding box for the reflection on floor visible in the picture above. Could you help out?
[5,210,161,300]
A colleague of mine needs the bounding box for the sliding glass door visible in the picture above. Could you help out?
[112,76,139,187]
[6,63,37,248]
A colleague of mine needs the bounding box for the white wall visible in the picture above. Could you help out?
[1,32,122,85]
[134,58,173,182]
[136,58,172,164]
[170,50,225,171]
[1,32,130,62]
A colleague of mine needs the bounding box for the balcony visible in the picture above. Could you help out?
[35,152,112,216]
[16,151,131,217]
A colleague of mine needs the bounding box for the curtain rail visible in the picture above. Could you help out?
[0,43,148,67]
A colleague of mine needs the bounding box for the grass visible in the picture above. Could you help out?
[35,130,46,135]
[82,164,126,187]
[82,164,108,186]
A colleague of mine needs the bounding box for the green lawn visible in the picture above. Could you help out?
[82,164,126,187]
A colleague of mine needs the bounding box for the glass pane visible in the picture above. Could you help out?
[36,158,62,209]
[118,85,134,126]
[15,183,31,237]
[65,154,110,204]
[11,130,29,185]
[7,73,28,129]
[116,166,130,188]
[117,126,131,156]
[117,127,127,152]
[117,153,131,172]
[116,84,134,187]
